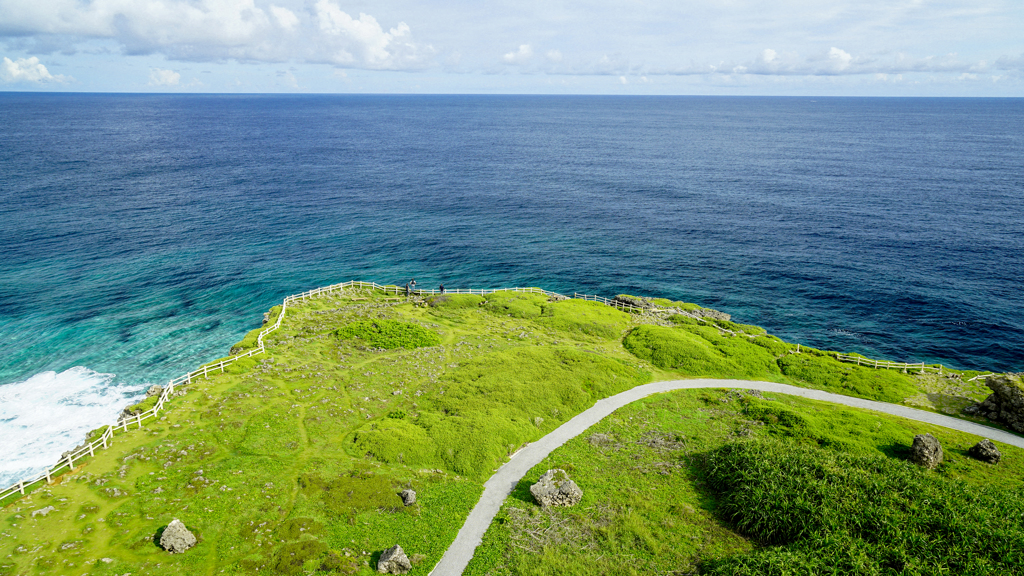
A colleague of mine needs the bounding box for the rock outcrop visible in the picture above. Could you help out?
[529,469,583,508]
[968,439,1002,464]
[970,375,1024,433]
[909,433,943,469]
[399,489,416,506]
[377,544,412,574]
[159,519,197,553]
[613,295,655,310]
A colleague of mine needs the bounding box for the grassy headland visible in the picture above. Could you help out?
[0,287,1016,575]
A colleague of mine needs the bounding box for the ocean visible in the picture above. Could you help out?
[1,94,1022,486]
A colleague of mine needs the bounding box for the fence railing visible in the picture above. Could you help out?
[11,280,983,502]
[835,353,942,374]
[0,280,588,501]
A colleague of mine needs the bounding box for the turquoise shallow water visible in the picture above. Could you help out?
[1,94,1022,486]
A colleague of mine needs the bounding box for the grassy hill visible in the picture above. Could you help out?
[1,286,1017,575]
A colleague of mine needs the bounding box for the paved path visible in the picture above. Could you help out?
[429,378,1023,575]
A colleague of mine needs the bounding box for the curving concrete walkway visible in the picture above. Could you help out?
[429,379,1024,575]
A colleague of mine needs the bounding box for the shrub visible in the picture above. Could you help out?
[535,299,631,340]
[777,353,918,403]
[623,325,780,379]
[699,439,1024,575]
[336,319,441,349]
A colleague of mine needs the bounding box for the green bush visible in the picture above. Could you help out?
[624,325,740,376]
[666,314,700,326]
[336,319,441,349]
[699,439,1024,575]
[778,353,918,403]
[750,335,791,357]
[350,418,438,466]
[535,299,631,340]
[623,325,780,379]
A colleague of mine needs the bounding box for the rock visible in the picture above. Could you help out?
[529,469,583,508]
[376,544,411,574]
[968,439,1002,464]
[972,375,1024,433]
[399,489,416,506]
[159,519,197,554]
[612,295,654,310]
[146,385,164,397]
[691,308,731,322]
[909,433,943,469]
[31,506,56,518]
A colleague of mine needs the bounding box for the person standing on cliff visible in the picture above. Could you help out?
[440,284,445,294]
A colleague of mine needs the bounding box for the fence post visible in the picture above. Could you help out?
[18,481,24,495]
[45,469,51,484]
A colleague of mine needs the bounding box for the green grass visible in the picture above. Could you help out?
[465,388,1024,576]
[1,284,1014,576]
[336,319,442,349]
[699,439,1024,575]
[0,287,651,575]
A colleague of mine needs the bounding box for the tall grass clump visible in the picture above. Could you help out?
[336,319,441,349]
[699,439,1024,575]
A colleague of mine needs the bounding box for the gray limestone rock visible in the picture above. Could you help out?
[377,544,412,574]
[972,375,1024,433]
[968,439,1002,464]
[159,519,197,553]
[529,469,583,508]
[31,506,56,518]
[909,433,944,469]
[399,489,416,506]
[146,385,164,397]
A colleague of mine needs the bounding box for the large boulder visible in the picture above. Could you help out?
[399,489,416,506]
[529,469,583,508]
[909,434,943,469]
[159,519,197,553]
[377,544,411,574]
[971,375,1024,432]
[968,439,1002,464]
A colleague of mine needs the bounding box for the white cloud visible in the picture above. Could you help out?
[1,55,66,83]
[828,47,853,71]
[503,44,532,65]
[761,49,777,64]
[148,67,180,86]
[0,0,430,71]
[546,49,563,63]
[270,5,299,31]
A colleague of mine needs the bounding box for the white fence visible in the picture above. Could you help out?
[0,280,649,502]
[834,352,995,382]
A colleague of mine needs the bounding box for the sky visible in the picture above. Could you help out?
[1,0,1023,95]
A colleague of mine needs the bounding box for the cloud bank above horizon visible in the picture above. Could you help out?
[1,0,1022,95]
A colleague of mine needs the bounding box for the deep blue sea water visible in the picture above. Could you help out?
[2,94,1023,486]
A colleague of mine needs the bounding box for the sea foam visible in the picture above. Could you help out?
[0,367,146,489]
